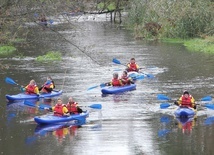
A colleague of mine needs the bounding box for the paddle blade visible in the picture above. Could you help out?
[158,129,171,137]
[157,94,171,100]
[89,104,102,109]
[100,83,106,88]
[134,75,145,80]
[24,100,36,107]
[5,77,18,85]
[160,103,171,109]
[201,96,212,101]
[204,104,214,110]
[146,74,154,79]
[112,58,121,65]
[38,104,51,109]
[87,85,99,91]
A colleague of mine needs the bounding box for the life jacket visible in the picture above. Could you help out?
[181,95,193,107]
[41,80,53,93]
[112,78,122,86]
[54,104,64,116]
[66,102,78,114]
[127,63,138,72]
[26,84,37,95]
[120,76,130,85]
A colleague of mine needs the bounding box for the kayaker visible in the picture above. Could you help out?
[66,97,83,115]
[39,76,55,93]
[22,80,39,95]
[105,72,124,86]
[120,71,134,85]
[46,98,69,116]
[126,58,140,72]
[174,91,196,109]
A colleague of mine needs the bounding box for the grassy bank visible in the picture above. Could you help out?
[162,37,214,53]
[0,45,16,56]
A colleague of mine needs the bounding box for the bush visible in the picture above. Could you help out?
[36,51,62,62]
[0,45,16,56]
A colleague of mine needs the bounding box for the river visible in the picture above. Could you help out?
[0,13,214,155]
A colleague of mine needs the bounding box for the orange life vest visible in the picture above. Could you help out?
[54,104,64,116]
[127,63,138,72]
[112,78,122,86]
[66,102,78,114]
[26,84,37,95]
[41,81,53,93]
[181,95,193,107]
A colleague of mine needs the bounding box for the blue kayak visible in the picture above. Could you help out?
[34,111,89,125]
[6,90,63,101]
[101,84,136,94]
[174,107,196,118]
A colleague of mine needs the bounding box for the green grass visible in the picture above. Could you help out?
[0,45,16,56]
[161,38,186,44]
[184,38,214,53]
[36,51,62,62]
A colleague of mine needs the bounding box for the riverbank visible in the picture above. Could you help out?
[162,36,214,53]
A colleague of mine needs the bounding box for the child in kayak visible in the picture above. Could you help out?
[46,98,69,116]
[66,97,83,115]
[39,76,55,93]
[120,71,135,85]
[174,91,196,109]
[22,79,39,95]
[126,58,140,72]
[105,73,124,86]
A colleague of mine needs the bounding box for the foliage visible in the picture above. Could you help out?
[36,51,62,62]
[0,46,16,56]
[184,37,214,53]
[97,2,116,11]
[125,0,214,39]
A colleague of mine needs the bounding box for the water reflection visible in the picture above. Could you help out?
[176,117,196,134]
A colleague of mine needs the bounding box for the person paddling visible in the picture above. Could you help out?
[39,76,55,93]
[46,98,69,116]
[120,71,134,85]
[22,80,39,95]
[174,91,196,109]
[105,73,124,86]
[126,58,139,72]
[66,97,83,115]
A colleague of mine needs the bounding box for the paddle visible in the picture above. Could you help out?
[5,77,20,86]
[5,77,26,92]
[24,100,102,110]
[159,95,213,109]
[157,94,171,101]
[79,104,102,110]
[24,100,51,110]
[87,83,106,91]
[112,58,154,79]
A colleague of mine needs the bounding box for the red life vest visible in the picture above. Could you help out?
[66,102,78,114]
[26,84,37,95]
[127,63,138,72]
[120,76,130,85]
[54,104,64,116]
[181,95,193,107]
[41,81,53,93]
[112,78,122,86]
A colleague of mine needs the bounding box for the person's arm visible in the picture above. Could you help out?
[34,87,39,95]
[119,80,124,86]
[105,82,112,86]
[63,107,69,115]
